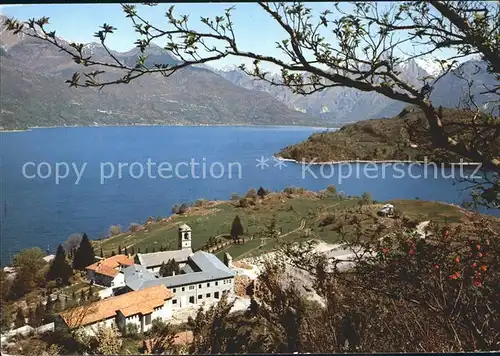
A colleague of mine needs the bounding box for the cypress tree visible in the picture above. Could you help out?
[53,295,62,313]
[45,295,53,313]
[152,247,156,253]
[100,247,104,258]
[124,246,128,256]
[73,233,95,270]
[14,307,25,328]
[118,246,122,255]
[131,246,135,255]
[111,250,116,256]
[71,290,77,302]
[80,289,86,303]
[137,247,141,254]
[230,215,244,241]
[145,247,149,253]
[35,303,44,327]
[47,244,73,285]
[87,286,93,299]
[28,308,36,326]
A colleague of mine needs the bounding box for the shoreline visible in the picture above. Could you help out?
[273,155,482,166]
[0,123,334,132]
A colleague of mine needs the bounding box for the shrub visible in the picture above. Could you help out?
[125,323,139,338]
[238,198,250,208]
[326,184,337,194]
[128,223,143,232]
[171,205,180,214]
[283,186,305,195]
[194,199,207,207]
[245,188,258,200]
[178,203,189,214]
[361,192,373,205]
[109,225,121,236]
[319,213,336,227]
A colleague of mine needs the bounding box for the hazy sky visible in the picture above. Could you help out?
[0,3,450,71]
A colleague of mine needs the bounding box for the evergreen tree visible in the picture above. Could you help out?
[152,247,156,253]
[111,250,116,256]
[80,289,86,303]
[73,233,95,270]
[137,247,141,254]
[257,186,268,199]
[28,308,36,326]
[45,295,53,313]
[100,247,104,258]
[159,259,181,277]
[71,290,77,302]
[131,246,135,255]
[53,294,62,312]
[118,246,122,255]
[124,246,128,256]
[230,215,244,241]
[14,307,25,328]
[265,215,279,239]
[35,303,44,327]
[47,244,73,285]
[145,247,149,254]
[87,286,93,300]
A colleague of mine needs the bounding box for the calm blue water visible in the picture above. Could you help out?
[0,126,495,265]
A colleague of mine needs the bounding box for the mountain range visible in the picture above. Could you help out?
[0,14,496,130]
[215,57,498,125]
[0,15,320,129]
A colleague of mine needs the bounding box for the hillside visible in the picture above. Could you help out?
[0,15,323,129]
[277,106,500,163]
[94,188,496,261]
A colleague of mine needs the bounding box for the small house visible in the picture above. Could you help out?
[377,204,395,217]
[86,254,134,288]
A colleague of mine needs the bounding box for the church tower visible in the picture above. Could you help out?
[178,224,192,250]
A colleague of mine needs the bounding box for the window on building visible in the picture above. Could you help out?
[215,281,218,286]
[206,293,211,298]
[182,287,185,292]
[189,285,194,290]
[173,299,177,304]
[173,288,176,293]
[214,292,219,299]
[207,282,210,287]
[199,284,202,288]
[189,296,195,304]
[145,313,152,325]
[198,295,202,300]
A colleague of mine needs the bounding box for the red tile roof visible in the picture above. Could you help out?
[86,254,134,278]
[60,285,174,328]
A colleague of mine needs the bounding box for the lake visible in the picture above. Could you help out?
[0,125,493,264]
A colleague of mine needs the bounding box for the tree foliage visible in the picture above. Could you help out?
[72,233,95,270]
[159,258,181,277]
[9,247,47,300]
[46,244,73,285]
[230,215,244,241]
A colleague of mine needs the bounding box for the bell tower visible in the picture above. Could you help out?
[178,224,192,250]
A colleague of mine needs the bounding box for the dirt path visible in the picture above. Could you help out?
[416,220,431,238]
[235,219,306,261]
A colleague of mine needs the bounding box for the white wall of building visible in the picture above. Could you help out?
[169,277,234,309]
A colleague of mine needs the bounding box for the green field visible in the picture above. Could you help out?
[95,190,473,261]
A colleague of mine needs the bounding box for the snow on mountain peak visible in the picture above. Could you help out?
[413,57,444,76]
